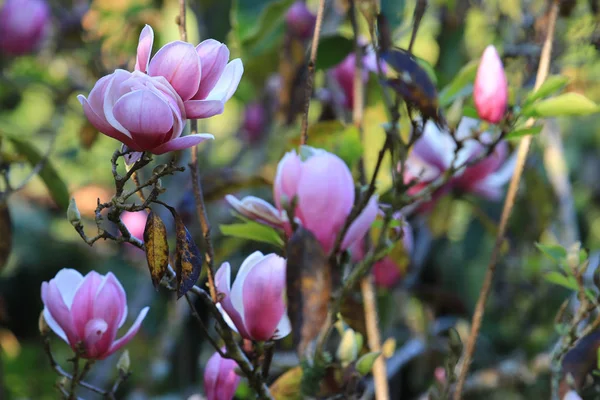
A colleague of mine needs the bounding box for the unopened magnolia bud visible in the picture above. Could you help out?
[117,350,130,374]
[473,45,508,124]
[67,198,81,225]
[38,311,50,336]
[285,1,316,40]
[337,329,360,366]
[356,351,381,376]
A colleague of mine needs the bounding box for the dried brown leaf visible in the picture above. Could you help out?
[143,211,169,289]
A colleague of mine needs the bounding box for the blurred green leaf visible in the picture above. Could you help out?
[522,75,570,107]
[544,271,578,290]
[439,60,478,107]
[356,351,381,376]
[315,36,354,70]
[522,92,600,117]
[220,220,284,247]
[4,134,69,211]
[233,0,294,53]
[299,122,364,167]
[536,242,567,261]
[505,126,543,141]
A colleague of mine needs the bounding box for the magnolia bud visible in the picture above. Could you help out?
[0,0,51,56]
[473,46,508,124]
[67,198,81,225]
[355,351,381,376]
[117,350,131,374]
[285,1,316,40]
[241,103,266,145]
[337,329,361,366]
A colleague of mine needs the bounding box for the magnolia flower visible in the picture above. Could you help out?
[203,349,241,400]
[225,195,286,229]
[285,1,316,40]
[216,252,290,342]
[0,0,50,56]
[274,147,379,254]
[474,45,508,124]
[330,47,380,110]
[404,117,515,211]
[41,269,149,360]
[135,25,243,120]
[77,70,213,154]
[240,102,266,144]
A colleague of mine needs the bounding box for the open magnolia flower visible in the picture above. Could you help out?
[135,25,243,119]
[216,252,291,342]
[404,117,515,211]
[41,269,149,360]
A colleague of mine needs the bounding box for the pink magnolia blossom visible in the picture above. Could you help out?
[331,47,380,110]
[404,117,515,211]
[215,252,291,342]
[351,212,413,289]
[0,0,50,56]
[77,70,213,154]
[285,1,316,40]
[473,45,508,124]
[274,148,379,254]
[135,25,243,120]
[204,348,241,400]
[241,102,266,144]
[41,269,149,360]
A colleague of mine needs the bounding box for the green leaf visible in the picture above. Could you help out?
[522,75,569,107]
[315,36,354,70]
[536,242,567,261]
[462,105,479,119]
[233,0,294,53]
[356,352,381,376]
[5,135,69,211]
[143,211,169,290]
[544,271,578,290]
[522,92,600,117]
[220,220,284,247]
[299,122,363,167]
[505,125,543,140]
[439,60,479,107]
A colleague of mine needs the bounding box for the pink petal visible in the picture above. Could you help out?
[112,89,174,150]
[70,271,104,340]
[135,25,154,72]
[41,280,79,346]
[91,273,127,355]
[204,350,222,400]
[204,59,243,103]
[106,306,150,358]
[273,150,303,210]
[151,133,214,154]
[84,318,108,349]
[184,99,225,119]
[230,252,264,331]
[216,262,250,338]
[340,195,379,251]
[148,41,201,101]
[241,254,287,341]
[194,39,230,100]
[373,257,402,289]
[215,358,242,400]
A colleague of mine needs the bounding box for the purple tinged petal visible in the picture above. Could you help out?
[241,254,287,341]
[204,59,243,103]
[106,306,150,358]
[341,195,379,251]
[70,271,104,340]
[204,351,221,400]
[204,350,241,400]
[184,99,225,119]
[274,150,303,210]
[474,45,508,124]
[42,281,79,346]
[151,133,214,154]
[148,41,201,101]
[195,39,230,100]
[91,273,127,356]
[229,252,264,335]
[135,25,154,72]
[84,318,108,348]
[103,69,136,136]
[216,262,250,338]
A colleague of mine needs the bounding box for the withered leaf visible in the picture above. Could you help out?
[560,329,600,398]
[171,209,202,298]
[382,48,444,126]
[286,227,331,358]
[269,366,303,400]
[0,202,12,270]
[143,211,169,290]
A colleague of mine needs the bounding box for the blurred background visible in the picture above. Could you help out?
[0,0,599,398]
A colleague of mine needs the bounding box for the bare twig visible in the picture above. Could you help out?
[453,2,560,398]
[299,0,326,145]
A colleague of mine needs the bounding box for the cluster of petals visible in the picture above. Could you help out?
[203,348,241,400]
[78,25,243,155]
[41,269,149,360]
[0,0,50,56]
[216,252,291,342]
[404,117,515,211]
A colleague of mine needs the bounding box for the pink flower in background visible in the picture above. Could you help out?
[0,0,50,56]
[216,252,290,342]
[204,348,241,400]
[331,48,380,110]
[41,269,149,360]
[135,25,243,120]
[77,70,213,154]
[285,1,316,40]
[121,210,148,241]
[240,102,266,144]
[225,195,286,229]
[351,212,413,289]
[403,117,515,211]
[274,147,379,254]
[473,45,508,124]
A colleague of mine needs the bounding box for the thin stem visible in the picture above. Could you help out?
[299,0,326,146]
[453,2,560,398]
